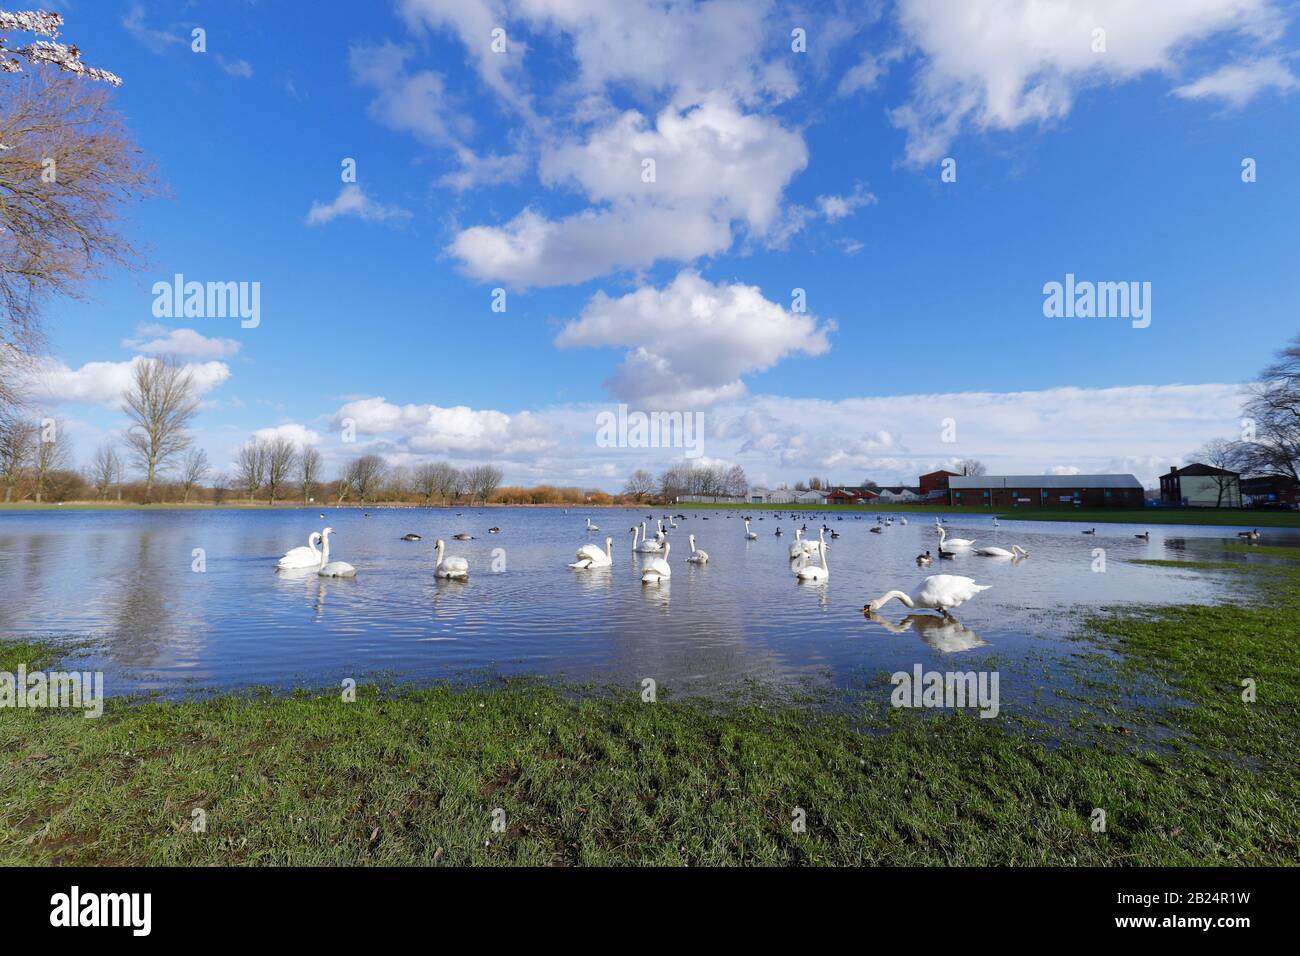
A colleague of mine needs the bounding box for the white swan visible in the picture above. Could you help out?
[639,522,660,554]
[744,518,758,540]
[641,541,671,584]
[278,531,322,569]
[656,519,667,543]
[686,533,709,564]
[899,517,908,525]
[634,522,662,552]
[788,528,807,560]
[585,517,600,533]
[434,538,469,579]
[936,526,975,549]
[570,536,613,569]
[316,528,357,578]
[975,545,1028,558]
[794,530,828,581]
[865,574,990,617]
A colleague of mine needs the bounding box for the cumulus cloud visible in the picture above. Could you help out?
[122,325,241,360]
[306,185,411,227]
[21,357,231,409]
[450,98,808,286]
[555,270,833,407]
[1172,56,1299,106]
[252,423,323,447]
[331,396,558,458]
[890,0,1286,163]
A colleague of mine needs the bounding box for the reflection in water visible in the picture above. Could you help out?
[0,507,1278,696]
[865,611,988,653]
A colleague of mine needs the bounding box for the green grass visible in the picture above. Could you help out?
[677,501,1300,528]
[2,562,1298,866]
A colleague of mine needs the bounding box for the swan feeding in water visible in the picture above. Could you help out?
[864,611,988,653]
[277,531,322,569]
[570,536,614,570]
[975,544,1028,558]
[686,534,709,564]
[316,528,357,578]
[864,574,990,618]
[936,526,975,549]
[794,530,829,581]
[641,541,672,584]
[744,519,758,540]
[434,539,470,579]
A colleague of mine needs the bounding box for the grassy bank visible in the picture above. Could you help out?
[678,501,1300,528]
[2,563,1297,865]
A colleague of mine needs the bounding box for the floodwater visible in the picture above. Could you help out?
[0,507,1283,711]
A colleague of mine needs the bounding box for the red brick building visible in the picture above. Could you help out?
[948,474,1145,509]
[919,470,961,497]
[1240,474,1300,508]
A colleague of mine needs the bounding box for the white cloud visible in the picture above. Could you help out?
[216,55,254,79]
[306,185,411,227]
[252,423,322,447]
[1172,56,1299,106]
[838,47,904,96]
[891,0,1286,163]
[450,98,808,286]
[22,357,231,409]
[121,4,182,54]
[816,183,877,221]
[331,396,558,457]
[122,325,241,360]
[555,270,833,407]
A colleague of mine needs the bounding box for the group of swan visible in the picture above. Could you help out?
[277,528,356,577]
[792,528,829,581]
[277,528,466,580]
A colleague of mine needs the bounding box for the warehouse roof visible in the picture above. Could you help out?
[949,474,1143,490]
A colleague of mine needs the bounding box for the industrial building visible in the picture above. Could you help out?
[947,474,1144,509]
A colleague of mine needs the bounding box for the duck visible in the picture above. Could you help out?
[916,550,933,567]
[869,525,883,534]
[1082,528,1096,535]
[401,533,422,542]
[453,532,474,541]
[488,527,501,534]
[1237,529,1261,541]
[775,527,784,537]
[1135,531,1149,540]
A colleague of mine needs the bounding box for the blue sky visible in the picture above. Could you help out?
[21,0,1300,489]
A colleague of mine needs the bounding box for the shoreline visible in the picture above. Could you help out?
[3,500,1298,529]
[2,556,1296,865]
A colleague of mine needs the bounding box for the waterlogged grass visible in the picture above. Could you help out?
[2,563,1298,865]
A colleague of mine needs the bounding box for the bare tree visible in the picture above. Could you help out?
[623,469,655,502]
[432,462,461,504]
[955,459,987,477]
[32,418,67,502]
[265,437,298,504]
[725,465,749,498]
[343,454,385,504]
[299,445,320,503]
[0,417,33,501]
[1,72,156,408]
[122,357,198,501]
[178,447,209,504]
[235,440,267,502]
[1237,334,1300,482]
[465,464,503,504]
[89,442,121,500]
[412,462,439,505]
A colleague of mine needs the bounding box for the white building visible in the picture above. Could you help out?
[749,486,770,504]
[796,489,828,505]
[767,488,796,505]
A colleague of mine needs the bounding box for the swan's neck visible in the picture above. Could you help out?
[309,533,321,556]
[879,590,914,608]
[319,533,331,566]
[689,534,695,550]
[436,541,444,563]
